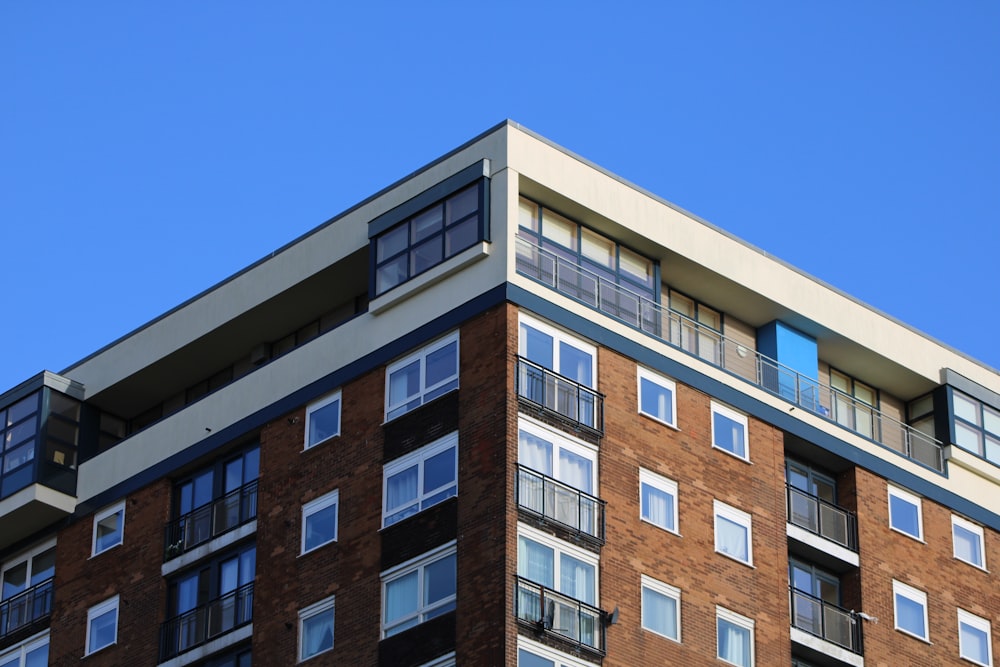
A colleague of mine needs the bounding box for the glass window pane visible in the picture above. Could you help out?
[718,617,751,666]
[411,207,443,243]
[580,229,614,269]
[377,225,409,262]
[446,185,478,224]
[389,361,421,407]
[411,240,443,275]
[619,247,653,288]
[89,608,117,651]
[423,447,456,494]
[308,399,340,446]
[640,377,673,423]
[954,523,983,567]
[541,210,576,249]
[445,218,478,256]
[96,511,122,552]
[376,255,409,294]
[517,537,554,588]
[424,554,456,604]
[385,572,419,622]
[643,586,678,639]
[714,412,746,457]
[7,394,39,426]
[425,342,457,388]
[641,483,675,531]
[717,516,749,562]
[954,392,981,424]
[305,503,337,551]
[889,494,920,536]
[559,553,595,604]
[522,325,554,369]
[895,593,926,637]
[518,649,554,667]
[302,609,334,657]
[960,620,990,663]
[955,420,983,453]
[559,343,592,387]
[984,405,1000,436]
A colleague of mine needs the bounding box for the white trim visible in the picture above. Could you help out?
[892,580,929,642]
[298,595,335,662]
[711,401,749,461]
[958,608,993,666]
[0,631,49,666]
[516,523,599,605]
[85,594,119,656]
[304,389,341,450]
[714,500,753,566]
[952,514,987,570]
[301,489,339,554]
[637,366,678,427]
[518,416,599,491]
[641,574,681,642]
[384,331,460,421]
[382,432,458,527]
[716,606,755,667]
[518,313,597,388]
[517,635,593,667]
[92,501,126,556]
[639,468,679,535]
[888,485,924,541]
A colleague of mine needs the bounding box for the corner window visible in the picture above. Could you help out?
[383,432,458,527]
[302,489,339,554]
[92,502,125,556]
[959,609,993,666]
[637,367,676,427]
[517,525,598,606]
[86,595,119,655]
[299,595,335,661]
[716,606,754,666]
[385,332,459,421]
[714,501,753,566]
[381,542,457,637]
[888,486,923,541]
[641,575,680,642]
[951,389,1000,465]
[952,515,986,569]
[712,402,748,460]
[893,580,928,641]
[305,390,341,449]
[640,468,678,534]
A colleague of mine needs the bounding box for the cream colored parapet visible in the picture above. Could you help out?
[504,123,999,393]
[948,447,1000,510]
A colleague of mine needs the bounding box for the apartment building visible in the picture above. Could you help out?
[1,120,998,667]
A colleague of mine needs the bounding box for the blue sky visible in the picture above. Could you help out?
[2,2,998,392]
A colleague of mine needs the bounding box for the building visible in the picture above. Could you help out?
[1,120,998,667]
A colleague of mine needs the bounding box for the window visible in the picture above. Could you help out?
[716,606,754,666]
[893,580,928,641]
[888,485,923,541]
[959,609,993,666]
[374,182,484,296]
[86,595,119,655]
[517,524,598,607]
[417,653,456,667]
[637,367,676,427]
[714,501,753,565]
[302,490,339,554]
[951,389,1000,465]
[385,332,459,421]
[517,637,593,667]
[712,402,748,460]
[1,542,55,636]
[92,502,125,556]
[381,542,456,637]
[383,432,457,527]
[665,288,722,364]
[640,468,678,534]
[641,575,680,642]
[299,595,335,661]
[831,369,878,438]
[952,515,986,569]
[305,391,340,449]
[0,633,48,667]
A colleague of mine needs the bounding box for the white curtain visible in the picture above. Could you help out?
[642,483,672,529]
[643,588,677,639]
[518,538,554,589]
[718,618,749,665]
[559,554,594,604]
[558,449,592,493]
[386,467,419,518]
[519,431,553,476]
[717,517,748,562]
[385,573,418,625]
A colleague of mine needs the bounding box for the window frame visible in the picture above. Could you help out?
[958,608,993,666]
[892,580,929,641]
[641,574,681,642]
[0,632,49,666]
[91,501,126,556]
[639,468,679,535]
[380,541,457,638]
[301,489,339,555]
[637,366,677,427]
[384,332,460,421]
[516,523,599,606]
[518,417,598,493]
[518,314,597,388]
[517,636,594,667]
[952,515,987,570]
[888,485,924,541]
[382,432,458,527]
[298,595,335,661]
[417,652,456,667]
[85,595,119,656]
[304,390,341,450]
[711,401,749,461]
[714,500,753,566]
[716,606,755,667]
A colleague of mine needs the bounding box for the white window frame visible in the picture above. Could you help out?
[381,541,457,638]
[888,485,924,541]
[298,595,335,661]
[716,606,755,667]
[892,580,929,641]
[714,500,753,566]
[85,595,119,656]
[958,608,993,666]
[711,401,749,461]
[91,501,125,556]
[0,632,49,666]
[517,523,599,604]
[637,366,677,427]
[518,417,598,492]
[305,390,341,450]
[518,314,598,387]
[952,515,987,570]
[639,468,679,535]
[641,575,681,642]
[301,489,339,554]
[417,652,456,667]
[517,636,594,667]
[382,432,458,527]
[385,332,459,421]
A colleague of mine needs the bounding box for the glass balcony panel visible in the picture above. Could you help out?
[819,503,849,547]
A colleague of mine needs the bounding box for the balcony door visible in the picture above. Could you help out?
[786,461,839,535]
[172,446,259,550]
[0,544,54,636]
[518,316,596,427]
[789,560,846,645]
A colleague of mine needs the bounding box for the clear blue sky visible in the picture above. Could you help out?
[2,2,998,393]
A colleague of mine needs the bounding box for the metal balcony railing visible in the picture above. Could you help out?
[164,480,258,562]
[159,582,253,661]
[516,465,606,544]
[789,587,863,655]
[516,236,945,472]
[786,485,859,552]
[516,357,604,437]
[0,578,53,641]
[515,576,605,655]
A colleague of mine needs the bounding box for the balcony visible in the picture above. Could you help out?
[786,485,859,569]
[159,582,253,662]
[0,578,53,648]
[790,587,864,666]
[516,357,604,438]
[164,481,258,562]
[516,236,944,472]
[517,465,605,545]
[515,576,605,657]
